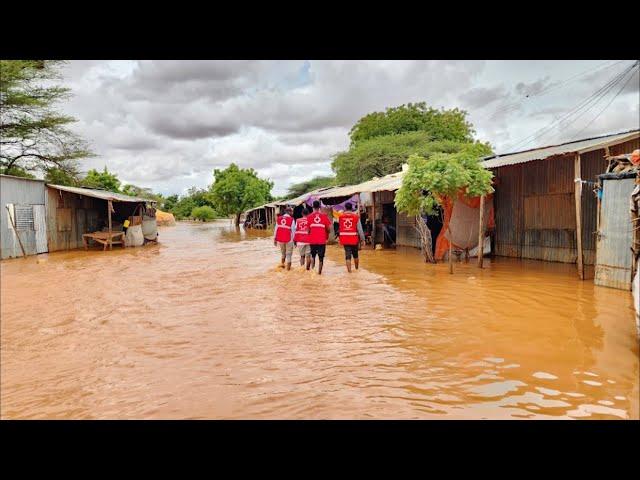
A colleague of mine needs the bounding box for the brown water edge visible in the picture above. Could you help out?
[1,221,638,419]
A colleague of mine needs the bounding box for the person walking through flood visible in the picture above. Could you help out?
[274,206,296,270]
[338,202,365,272]
[293,205,311,268]
[307,200,332,275]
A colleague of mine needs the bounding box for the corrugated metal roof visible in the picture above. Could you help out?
[46,184,156,203]
[316,170,405,199]
[275,186,344,206]
[482,130,639,169]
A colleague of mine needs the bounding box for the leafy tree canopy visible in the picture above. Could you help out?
[162,194,179,213]
[285,175,336,199]
[0,60,93,176]
[332,131,490,185]
[209,163,273,225]
[122,184,165,208]
[169,188,216,220]
[44,166,80,186]
[394,143,494,217]
[349,102,475,145]
[0,165,36,178]
[81,167,121,192]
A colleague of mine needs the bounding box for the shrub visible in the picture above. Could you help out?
[191,205,216,221]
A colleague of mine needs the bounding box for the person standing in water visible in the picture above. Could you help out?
[293,205,311,268]
[307,200,332,275]
[338,202,365,272]
[274,206,296,270]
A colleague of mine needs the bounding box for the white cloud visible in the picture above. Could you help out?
[59,60,640,196]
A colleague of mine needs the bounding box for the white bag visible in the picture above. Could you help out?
[142,216,158,240]
[125,224,144,247]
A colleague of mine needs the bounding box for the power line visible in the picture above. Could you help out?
[502,61,638,152]
[570,66,639,140]
[476,60,625,122]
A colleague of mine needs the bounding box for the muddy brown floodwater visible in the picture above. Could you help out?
[1,221,638,419]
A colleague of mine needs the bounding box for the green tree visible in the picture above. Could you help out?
[209,163,273,227]
[170,188,215,220]
[44,166,80,186]
[122,184,165,208]
[191,205,216,221]
[0,165,36,178]
[349,102,474,145]
[163,194,179,212]
[395,143,493,272]
[82,166,121,192]
[285,175,336,199]
[332,131,488,185]
[0,60,93,176]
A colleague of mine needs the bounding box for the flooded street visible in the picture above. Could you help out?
[1,221,638,419]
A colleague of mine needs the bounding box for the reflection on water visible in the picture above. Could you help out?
[1,221,638,419]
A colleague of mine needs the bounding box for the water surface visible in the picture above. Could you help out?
[1,221,637,419]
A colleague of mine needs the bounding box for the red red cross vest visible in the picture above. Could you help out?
[338,212,360,245]
[293,216,309,243]
[307,212,330,244]
[275,215,293,243]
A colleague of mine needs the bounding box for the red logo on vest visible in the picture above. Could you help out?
[339,212,359,245]
[275,215,293,243]
[293,216,309,243]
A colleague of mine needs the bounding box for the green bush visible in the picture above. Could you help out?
[191,205,216,221]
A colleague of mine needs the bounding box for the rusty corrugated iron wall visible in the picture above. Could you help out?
[493,164,523,258]
[493,155,578,263]
[46,187,104,252]
[609,138,639,156]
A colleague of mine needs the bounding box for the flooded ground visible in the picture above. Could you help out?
[1,221,638,419]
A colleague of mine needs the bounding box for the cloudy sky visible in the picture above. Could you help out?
[61,60,639,196]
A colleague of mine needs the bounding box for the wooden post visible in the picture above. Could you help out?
[478,194,485,268]
[5,205,27,258]
[371,192,377,247]
[574,154,584,280]
[107,200,113,250]
[448,230,453,274]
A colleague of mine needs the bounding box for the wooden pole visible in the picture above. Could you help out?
[5,205,27,258]
[108,200,113,250]
[574,154,584,280]
[478,194,485,268]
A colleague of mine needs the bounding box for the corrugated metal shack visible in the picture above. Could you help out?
[482,130,639,279]
[46,184,156,252]
[243,202,278,229]
[594,171,638,290]
[1,175,48,259]
[1,174,157,259]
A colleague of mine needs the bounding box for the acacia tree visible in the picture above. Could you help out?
[0,60,93,177]
[209,163,273,227]
[285,175,336,199]
[395,143,493,273]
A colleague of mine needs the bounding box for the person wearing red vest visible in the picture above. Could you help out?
[273,206,296,270]
[338,202,365,272]
[293,205,311,268]
[307,200,332,275]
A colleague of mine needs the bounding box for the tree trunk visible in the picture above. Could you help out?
[415,215,435,263]
[235,212,241,228]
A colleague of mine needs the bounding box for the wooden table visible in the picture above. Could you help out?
[82,231,125,250]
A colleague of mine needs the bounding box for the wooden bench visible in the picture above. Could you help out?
[82,231,125,251]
